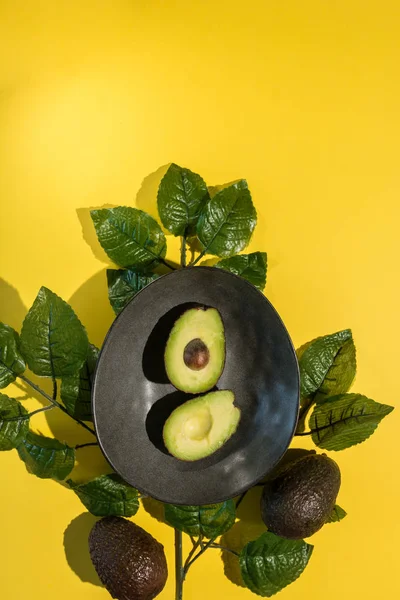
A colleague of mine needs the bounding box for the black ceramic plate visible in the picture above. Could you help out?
[92,267,299,505]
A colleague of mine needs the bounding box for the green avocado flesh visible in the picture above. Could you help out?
[163,390,240,461]
[164,307,225,394]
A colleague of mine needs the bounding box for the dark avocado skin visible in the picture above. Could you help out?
[89,516,168,600]
[261,454,341,539]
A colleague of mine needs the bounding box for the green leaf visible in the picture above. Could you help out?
[326,504,347,523]
[309,393,394,451]
[240,532,313,597]
[214,252,267,290]
[60,344,99,421]
[0,323,26,388]
[91,207,167,269]
[164,501,236,538]
[0,393,29,451]
[20,287,88,378]
[297,329,356,399]
[107,269,159,315]
[17,431,75,480]
[157,163,210,236]
[196,180,257,258]
[67,473,140,517]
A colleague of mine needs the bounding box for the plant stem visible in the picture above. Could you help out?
[183,537,201,575]
[184,537,216,574]
[175,529,184,600]
[75,441,99,449]
[159,257,177,271]
[6,404,55,421]
[180,235,187,267]
[235,490,248,509]
[210,544,240,557]
[52,377,57,401]
[18,374,96,436]
[190,249,206,267]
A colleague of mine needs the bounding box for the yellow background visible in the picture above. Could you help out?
[0,1,399,599]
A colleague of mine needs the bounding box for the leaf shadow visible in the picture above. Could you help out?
[76,205,117,265]
[135,164,171,232]
[219,487,266,588]
[0,278,27,330]
[68,445,112,483]
[68,269,115,349]
[63,512,103,587]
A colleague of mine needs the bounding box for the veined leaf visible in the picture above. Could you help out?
[0,393,29,451]
[61,344,99,421]
[309,393,394,451]
[297,329,356,399]
[68,473,139,517]
[17,431,75,480]
[164,501,236,538]
[240,532,313,597]
[20,287,88,377]
[214,252,267,291]
[157,163,209,236]
[0,323,26,388]
[196,180,257,258]
[91,207,167,269]
[107,269,159,315]
[326,504,347,523]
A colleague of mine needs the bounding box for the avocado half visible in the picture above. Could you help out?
[164,307,225,394]
[163,390,240,461]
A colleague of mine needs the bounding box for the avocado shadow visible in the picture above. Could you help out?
[135,164,171,230]
[0,278,27,331]
[63,512,103,587]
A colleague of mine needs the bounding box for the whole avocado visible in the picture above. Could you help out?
[89,516,168,600]
[261,453,341,539]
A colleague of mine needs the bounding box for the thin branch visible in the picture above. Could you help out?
[175,529,183,600]
[190,249,206,267]
[159,257,177,271]
[180,235,187,267]
[75,442,99,450]
[183,537,201,575]
[210,543,240,557]
[295,431,313,436]
[18,374,96,436]
[52,377,57,401]
[184,537,215,574]
[236,491,248,509]
[5,404,55,421]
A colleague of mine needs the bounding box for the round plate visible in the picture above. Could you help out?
[92,267,299,505]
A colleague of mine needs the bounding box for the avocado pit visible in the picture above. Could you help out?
[183,338,210,371]
[183,408,213,440]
